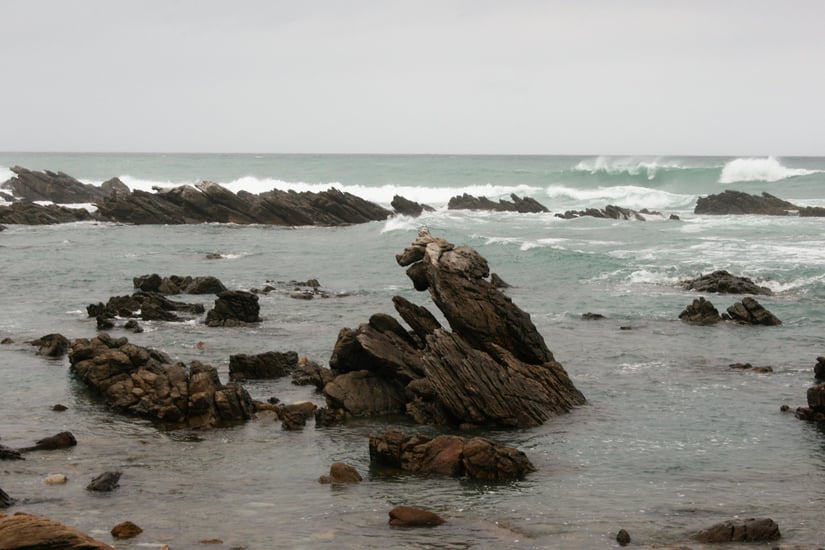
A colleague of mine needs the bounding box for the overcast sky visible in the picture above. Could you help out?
[2,1,823,155]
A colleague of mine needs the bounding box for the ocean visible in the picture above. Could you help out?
[1,153,824,549]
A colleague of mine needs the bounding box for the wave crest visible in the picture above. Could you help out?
[718,157,821,184]
[544,184,695,210]
[573,156,690,180]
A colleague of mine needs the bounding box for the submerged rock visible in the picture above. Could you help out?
[111,520,143,539]
[555,204,646,220]
[324,229,584,428]
[229,351,300,380]
[693,517,780,543]
[0,512,115,549]
[388,505,446,527]
[18,431,77,453]
[680,269,772,295]
[30,333,70,357]
[69,333,254,428]
[319,462,363,484]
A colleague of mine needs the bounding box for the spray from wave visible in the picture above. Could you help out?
[718,157,821,184]
[573,156,692,180]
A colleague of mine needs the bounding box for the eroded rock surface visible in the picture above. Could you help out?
[680,269,772,295]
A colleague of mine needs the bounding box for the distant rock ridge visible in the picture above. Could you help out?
[447,193,549,213]
[1,165,110,203]
[695,190,825,216]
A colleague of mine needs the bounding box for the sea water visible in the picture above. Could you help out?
[1,154,824,549]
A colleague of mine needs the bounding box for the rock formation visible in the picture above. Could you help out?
[0,512,115,549]
[369,429,535,480]
[69,333,254,428]
[30,333,70,357]
[1,166,109,203]
[0,201,99,224]
[133,273,227,295]
[555,205,647,220]
[228,351,300,380]
[87,291,205,322]
[695,190,825,216]
[448,193,549,213]
[679,297,721,324]
[391,195,435,217]
[679,296,781,326]
[323,229,584,428]
[680,269,772,295]
[205,290,261,327]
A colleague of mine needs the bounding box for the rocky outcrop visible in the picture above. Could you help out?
[87,291,205,322]
[555,205,646,220]
[369,429,535,480]
[0,512,115,549]
[391,195,435,217]
[679,297,721,324]
[133,273,227,295]
[229,351,301,380]
[205,290,261,327]
[30,333,70,357]
[96,182,392,225]
[693,517,780,543]
[69,333,254,428]
[1,166,109,203]
[695,190,825,216]
[448,193,549,213]
[680,270,772,295]
[324,229,584,428]
[0,201,98,224]
[679,296,781,326]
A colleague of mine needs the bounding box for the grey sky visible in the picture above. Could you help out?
[1,1,823,155]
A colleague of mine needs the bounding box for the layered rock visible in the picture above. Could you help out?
[0,201,99,224]
[0,512,115,549]
[695,190,825,216]
[680,269,772,295]
[555,205,646,221]
[324,229,584,428]
[679,296,781,326]
[69,333,254,428]
[678,297,721,324]
[448,193,549,213]
[1,165,109,203]
[205,290,261,327]
[369,429,535,480]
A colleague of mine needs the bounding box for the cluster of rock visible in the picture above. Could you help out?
[69,333,255,428]
[88,291,205,324]
[133,273,227,294]
[794,357,825,422]
[447,193,549,213]
[695,190,825,216]
[692,517,780,543]
[679,296,782,326]
[369,429,535,480]
[555,205,651,221]
[314,229,585,428]
[679,269,772,295]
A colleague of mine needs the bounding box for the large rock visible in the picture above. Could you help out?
[0,512,115,549]
[693,517,780,543]
[448,193,549,213]
[133,274,227,295]
[725,297,782,326]
[695,190,825,216]
[678,297,721,324]
[0,201,99,224]
[325,229,584,428]
[87,291,204,322]
[680,269,773,295]
[69,333,254,428]
[369,429,535,480]
[229,351,299,380]
[1,166,109,203]
[205,290,261,327]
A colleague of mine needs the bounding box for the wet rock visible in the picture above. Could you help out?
[1,337,13,344]
[314,406,349,426]
[616,528,631,546]
[0,488,14,508]
[319,462,363,484]
[448,193,549,213]
[97,315,115,330]
[582,312,606,320]
[669,213,681,220]
[815,356,825,380]
[205,290,261,327]
[87,291,204,322]
[111,520,143,539]
[0,511,115,549]
[30,333,70,357]
[44,474,68,485]
[388,505,446,527]
[695,190,805,215]
[123,319,143,333]
[52,403,69,411]
[0,445,24,461]
[133,273,227,295]
[555,204,646,220]
[101,177,129,197]
[369,429,535,480]
[87,471,122,492]
[679,269,772,295]
[729,363,773,373]
[18,431,77,453]
[692,517,780,543]
[725,297,782,325]
[1,165,108,203]
[326,229,585,428]
[0,201,99,224]
[291,360,335,390]
[678,297,721,324]
[229,351,299,380]
[391,195,434,217]
[69,334,254,428]
[279,402,317,430]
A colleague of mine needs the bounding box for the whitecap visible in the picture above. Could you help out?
[718,157,821,184]
[381,215,418,233]
[544,184,695,210]
[573,156,692,180]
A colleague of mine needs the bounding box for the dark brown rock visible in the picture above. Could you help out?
[388,505,446,527]
[0,488,14,508]
[279,402,317,430]
[87,471,122,492]
[679,297,721,324]
[391,195,435,217]
[110,520,142,539]
[0,512,115,549]
[0,201,99,224]
[52,404,68,412]
[693,517,780,543]
[815,356,825,380]
[205,290,261,327]
[30,333,70,357]
[18,431,76,453]
[134,274,227,295]
[229,351,299,380]
[694,190,811,215]
[725,297,782,325]
[2,166,108,203]
[319,462,363,484]
[555,204,646,221]
[680,269,772,295]
[87,291,204,322]
[291,360,335,390]
[0,445,24,461]
[616,528,631,546]
[448,193,548,213]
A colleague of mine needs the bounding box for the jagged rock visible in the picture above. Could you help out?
[205,290,261,327]
[0,201,98,224]
[0,512,115,548]
[0,445,23,461]
[680,269,772,295]
[229,351,299,380]
[369,429,535,480]
[388,505,446,527]
[448,193,548,213]
[0,488,14,508]
[100,177,129,197]
[68,333,254,428]
[678,297,721,324]
[326,229,584,428]
[695,190,809,215]
[815,356,825,380]
[729,363,773,373]
[1,166,108,203]
[30,333,70,357]
[555,205,645,220]
[87,291,204,322]
[87,471,122,492]
[18,431,77,453]
[725,297,782,325]
[111,520,143,539]
[391,195,434,217]
[133,274,227,295]
[669,213,681,220]
[693,517,780,543]
[319,462,363,484]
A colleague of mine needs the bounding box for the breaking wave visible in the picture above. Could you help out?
[718,157,821,184]
[572,156,695,180]
[544,184,695,211]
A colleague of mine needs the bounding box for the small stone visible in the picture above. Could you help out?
[388,505,446,527]
[44,474,68,485]
[616,528,631,546]
[0,337,13,345]
[52,404,68,412]
[319,462,363,484]
[87,471,122,492]
[780,404,790,412]
[111,520,143,539]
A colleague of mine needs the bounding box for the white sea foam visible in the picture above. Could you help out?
[380,215,419,233]
[573,156,690,180]
[0,164,13,184]
[718,157,821,184]
[544,184,694,210]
